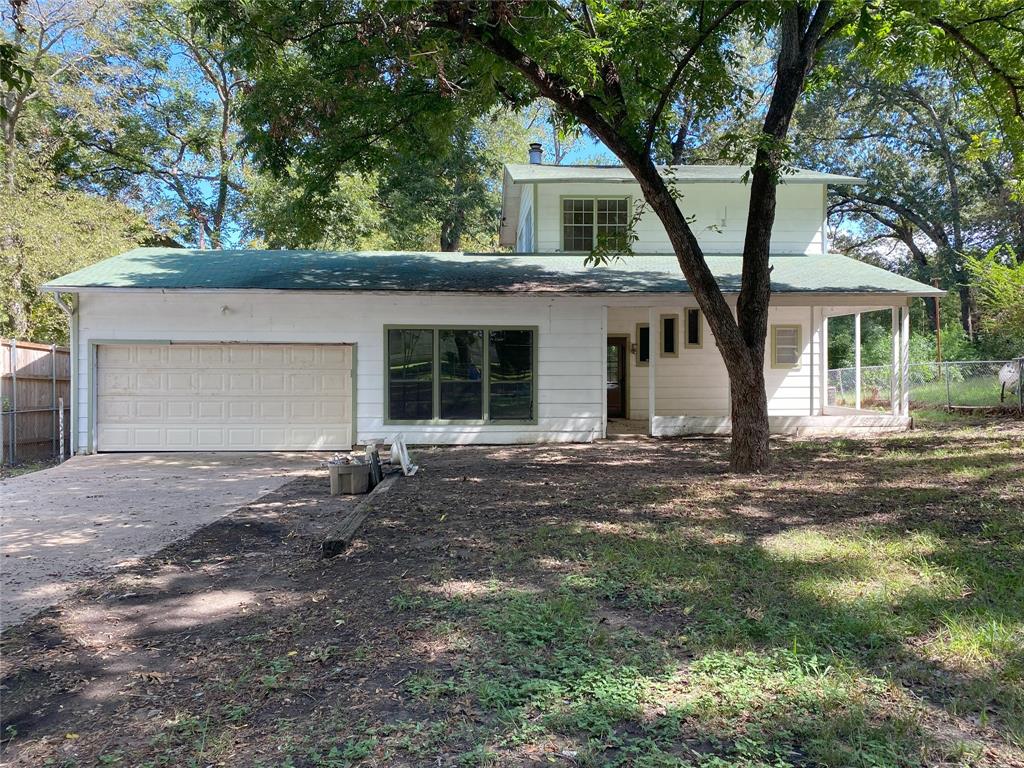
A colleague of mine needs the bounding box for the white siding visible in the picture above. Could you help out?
[607,303,822,419]
[532,182,825,254]
[515,185,535,251]
[74,292,605,449]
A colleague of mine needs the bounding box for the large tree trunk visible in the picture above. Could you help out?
[628,162,771,471]
[439,216,463,251]
[729,362,771,469]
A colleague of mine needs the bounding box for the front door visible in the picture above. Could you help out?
[607,337,627,418]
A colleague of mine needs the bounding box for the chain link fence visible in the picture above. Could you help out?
[828,359,1023,412]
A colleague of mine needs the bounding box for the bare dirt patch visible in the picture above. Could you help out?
[1,421,1022,767]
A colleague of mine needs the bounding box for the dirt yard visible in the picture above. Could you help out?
[1,417,1022,767]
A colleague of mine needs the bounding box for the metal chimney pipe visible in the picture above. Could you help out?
[528,142,543,164]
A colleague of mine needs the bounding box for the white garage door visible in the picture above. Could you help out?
[96,343,353,451]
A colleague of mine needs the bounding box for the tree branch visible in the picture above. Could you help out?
[642,0,748,156]
[930,16,1023,120]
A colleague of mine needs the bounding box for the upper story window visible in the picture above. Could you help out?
[561,197,629,252]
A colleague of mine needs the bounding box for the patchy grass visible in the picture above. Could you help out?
[1,418,1022,767]
[0,457,60,480]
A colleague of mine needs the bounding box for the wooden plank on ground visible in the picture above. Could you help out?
[321,474,398,559]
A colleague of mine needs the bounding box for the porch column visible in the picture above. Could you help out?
[808,307,815,415]
[600,305,608,439]
[900,303,911,416]
[854,312,862,410]
[648,306,658,436]
[819,312,829,415]
[890,307,900,416]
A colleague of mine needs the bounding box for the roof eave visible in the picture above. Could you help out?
[41,284,945,298]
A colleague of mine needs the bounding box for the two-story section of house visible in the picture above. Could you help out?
[496,147,939,437]
[45,146,941,454]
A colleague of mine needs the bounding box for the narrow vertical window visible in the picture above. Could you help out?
[439,329,483,419]
[772,325,802,368]
[661,314,678,357]
[488,329,534,420]
[387,329,434,420]
[636,323,650,366]
[685,308,703,349]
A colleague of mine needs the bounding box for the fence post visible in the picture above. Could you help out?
[58,396,65,462]
[51,343,58,457]
[944,363,952,411]
[8,339,16,465]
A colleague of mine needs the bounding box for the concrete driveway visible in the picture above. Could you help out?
[1,453,322,630]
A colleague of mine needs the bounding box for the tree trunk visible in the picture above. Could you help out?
[439,216,463,251]
[958,283,975,340]
[729,359,771,469]
[440,174,466,251]
[628,161,771,471]
[7,247,29,339]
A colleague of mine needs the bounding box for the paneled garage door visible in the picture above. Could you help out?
[96,343,353,451]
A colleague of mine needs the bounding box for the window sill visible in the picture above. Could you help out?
[383,419,539,427]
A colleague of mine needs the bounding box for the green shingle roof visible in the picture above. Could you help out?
[44,248,942,296]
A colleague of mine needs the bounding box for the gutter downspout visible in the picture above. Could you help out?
[52,292,77,456]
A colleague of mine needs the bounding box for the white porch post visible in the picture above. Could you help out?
[808,307,815,415]
[854,312,862,410]
[819,312,829,415]
[648,306,658,436]
[600,305,608,439]
[901,303,911,416]
[890,307,900,416]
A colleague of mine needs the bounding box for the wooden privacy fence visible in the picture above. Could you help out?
[1,339,71,465]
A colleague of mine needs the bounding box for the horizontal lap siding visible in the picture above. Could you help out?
[76,293,605,448]
[607,304,820,419]
[764,306,817,416]
[535,182,824,254]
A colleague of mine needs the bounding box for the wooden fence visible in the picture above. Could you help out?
[1,339,72,465]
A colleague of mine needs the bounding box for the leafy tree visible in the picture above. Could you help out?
[795,61,1023,338]
[63,0,248,247]
[242,170,394,250]
[195,0,1024,470]
[1,0,118,189]
[244,108,543,251]
[2,0,126,335]
[0,165,151,343]
[965,245,1024,357]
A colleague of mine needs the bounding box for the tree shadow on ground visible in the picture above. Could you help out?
[1,422,1021,766]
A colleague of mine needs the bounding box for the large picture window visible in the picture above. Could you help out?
[439,329,483,419]
[386,327,536,423]
[561,197,629,251]
[387,329,434,420]
[488,330,534,421]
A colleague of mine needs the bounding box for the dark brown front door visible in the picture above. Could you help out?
[607,337,627,418]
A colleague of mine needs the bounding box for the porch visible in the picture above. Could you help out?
[602,301,914,438]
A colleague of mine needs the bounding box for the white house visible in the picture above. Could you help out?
[44,152,941,454]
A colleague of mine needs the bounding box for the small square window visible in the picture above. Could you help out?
[772,325,801,368]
